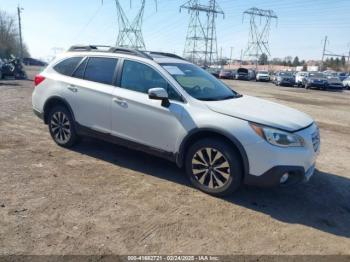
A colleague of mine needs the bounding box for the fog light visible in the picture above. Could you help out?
[280,173,289,184]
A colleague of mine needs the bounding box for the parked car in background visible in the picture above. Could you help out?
[235,68,249,80]
[342,76,350,89]
[337,72,348,82]
[0,56,27,80]
[303,72,328,89]
[274,71,295,86]
[206,68,220,78]
[295,71,308,87]
[248,69,256,81]
[256,71,270,82]
[219,69,234,79]
[326,77,344,90]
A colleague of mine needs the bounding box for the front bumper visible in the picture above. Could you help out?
[244,164,316,187]
[243,123,320,187]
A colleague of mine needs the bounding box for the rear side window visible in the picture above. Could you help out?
[54,57,82,76]
[84,57,118,85]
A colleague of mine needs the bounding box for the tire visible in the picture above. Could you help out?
[185,138,243,197]
[0,71,2,80]
[48,105,79,148]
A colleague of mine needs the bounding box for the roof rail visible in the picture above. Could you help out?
[108,47,153,60]
[68,45,112,52]
[146,51,187,61]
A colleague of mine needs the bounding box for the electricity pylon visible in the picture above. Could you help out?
[181,0,224,66]
[243,7,277,67]
[113,0,157,50]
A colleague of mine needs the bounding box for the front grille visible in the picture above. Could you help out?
[312,128,320,152]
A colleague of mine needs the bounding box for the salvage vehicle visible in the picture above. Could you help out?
[274,71,295,86]
[235,68,249,80]
[303,72,328,89]
[32,45,320,196]
[256,71,270,82]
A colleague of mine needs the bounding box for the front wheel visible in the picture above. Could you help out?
[185,138,243,196]
[48,105,79,148]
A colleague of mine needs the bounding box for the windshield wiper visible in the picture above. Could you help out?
[200,94,242,101]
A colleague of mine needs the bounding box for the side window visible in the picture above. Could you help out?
[72,58,88,79]
[53,57,82,76]
[120,60,182,101]
[84,57,118,85]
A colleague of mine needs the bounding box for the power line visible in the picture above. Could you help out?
[242,7,278,68]
[180,0,224,66]
[111,0,157,50]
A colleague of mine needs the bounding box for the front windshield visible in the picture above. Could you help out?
[161,63,240,101]
[258,71,268,74]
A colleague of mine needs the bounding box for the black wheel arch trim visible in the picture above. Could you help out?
[176,128,250,178]
[43,96,76,124]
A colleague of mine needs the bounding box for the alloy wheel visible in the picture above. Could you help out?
[191,147,231,189]
[50,111,71,144]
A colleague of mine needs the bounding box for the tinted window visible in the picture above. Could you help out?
[161,63,239,101]
[72,58,88,79]
[54,57,82,76]
[84,57,118,85]
[121,60,182,101]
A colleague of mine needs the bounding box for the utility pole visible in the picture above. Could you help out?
[321,36,328,70]
[230,46,233,68]
[181,0,224,66]
[242,7,277,70]
[239,49,243,67]
[17,6,24,60]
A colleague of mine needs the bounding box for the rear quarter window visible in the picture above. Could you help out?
[53,57,83,76]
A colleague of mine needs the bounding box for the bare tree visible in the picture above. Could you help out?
[0,10,30,58]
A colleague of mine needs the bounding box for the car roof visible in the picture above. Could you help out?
[61,45,189,65]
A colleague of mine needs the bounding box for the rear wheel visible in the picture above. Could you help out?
[48,106,79,148]
[185,138,243,196]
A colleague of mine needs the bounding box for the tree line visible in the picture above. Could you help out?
[259,53,349,71]
[0,10,30,59]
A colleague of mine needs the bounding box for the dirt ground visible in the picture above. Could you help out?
[0,67,349,255]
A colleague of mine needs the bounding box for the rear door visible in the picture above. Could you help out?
[62,56,118,133]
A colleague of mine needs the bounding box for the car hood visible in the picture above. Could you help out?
[205,95,313,132]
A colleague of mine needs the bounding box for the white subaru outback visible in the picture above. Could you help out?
[32,46,320,196]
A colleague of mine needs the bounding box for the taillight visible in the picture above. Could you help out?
[34,75,46,87]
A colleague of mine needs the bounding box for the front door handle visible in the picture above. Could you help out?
[67,85,78,93]
[113,97,127,106]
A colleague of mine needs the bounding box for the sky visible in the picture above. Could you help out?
[1,0,349,61]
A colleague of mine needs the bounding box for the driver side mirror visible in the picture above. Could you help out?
[148,88,170,107]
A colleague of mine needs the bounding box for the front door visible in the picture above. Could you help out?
[111,59,185,153]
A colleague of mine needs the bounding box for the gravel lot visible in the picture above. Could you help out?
[0,67,350,255]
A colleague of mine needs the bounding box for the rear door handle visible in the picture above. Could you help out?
[67,85,78,93]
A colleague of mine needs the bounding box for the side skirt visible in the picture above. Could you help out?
[75,122,177,163]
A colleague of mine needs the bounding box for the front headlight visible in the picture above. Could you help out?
[250,123,305,147]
